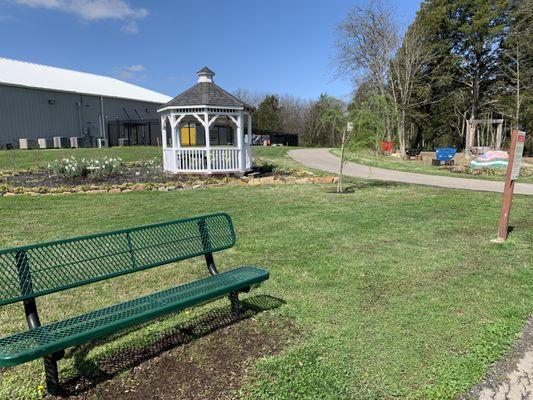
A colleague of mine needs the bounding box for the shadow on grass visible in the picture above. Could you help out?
[58,294,285,397]
[326,180,402,194]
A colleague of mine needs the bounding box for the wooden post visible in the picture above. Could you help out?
[495,122,503,150]
[495,128,526,241]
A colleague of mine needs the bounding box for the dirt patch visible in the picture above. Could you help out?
[461,316,533,400]
[1,167,204,189]
[90,318,295,400]
[51,295,297,400]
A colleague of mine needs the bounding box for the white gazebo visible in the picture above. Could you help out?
[157,67,254,174]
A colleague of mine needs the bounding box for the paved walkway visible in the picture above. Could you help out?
[289,148,533,196]
[463,318,533,400]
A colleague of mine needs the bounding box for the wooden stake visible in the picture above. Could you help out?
[495,129,523,241]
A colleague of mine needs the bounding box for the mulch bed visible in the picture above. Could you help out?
[50,297,297,400]
[0,166,335,197]
[0,167,202,189]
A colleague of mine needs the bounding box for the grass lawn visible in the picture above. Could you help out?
[252,146,307,172]
[0,146,304,172]
[0,146,161,171]
[0,180,532,399]
[332,148,533,184]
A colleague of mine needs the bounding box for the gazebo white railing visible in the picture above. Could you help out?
[158,67,253,175]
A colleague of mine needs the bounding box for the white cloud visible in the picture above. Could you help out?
[17,0,61,8]
[116,64,147,81]
[121,20,139,34]
[125,64,145,72]
[15,0,148,32]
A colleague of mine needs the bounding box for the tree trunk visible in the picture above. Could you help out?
[398,110,406,156]
[337,130,346,193]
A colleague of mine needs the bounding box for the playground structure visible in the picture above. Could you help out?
[465,117,504,158]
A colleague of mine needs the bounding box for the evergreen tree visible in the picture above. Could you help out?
[254,95,282,132]
[411,0,511,148]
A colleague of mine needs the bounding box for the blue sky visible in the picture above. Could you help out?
[0,0,422,101]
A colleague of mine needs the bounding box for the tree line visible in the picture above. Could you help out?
[233,89,346,147]
[236,0,532,154]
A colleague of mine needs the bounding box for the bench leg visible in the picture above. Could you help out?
[44,355,60,396]
[229,291,239,319]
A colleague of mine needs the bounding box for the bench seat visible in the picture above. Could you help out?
[0,266,268,367]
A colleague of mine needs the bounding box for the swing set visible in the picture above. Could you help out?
[465,116,505,157]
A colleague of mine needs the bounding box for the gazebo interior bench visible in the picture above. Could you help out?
[0,213,269,396]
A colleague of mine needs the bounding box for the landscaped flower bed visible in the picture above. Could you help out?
[48,156,124,179]
[0,155,336,196]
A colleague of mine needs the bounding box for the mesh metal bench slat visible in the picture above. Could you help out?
[0,213,237,305]
[0,266,268,366]
[0,213,269,395]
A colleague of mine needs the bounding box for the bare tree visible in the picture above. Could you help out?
[389,23,435,155]
[279,95,311,135]
[335,0,399,139]
[232,88,264,108]
[497,0,532,127]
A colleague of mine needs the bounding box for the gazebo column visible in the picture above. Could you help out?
[247,113,253,170]
[237,111,245,173]
[204,112,211,173]
[170,115,177,149]
[161,116,167,148]
[171,113,183,148]
[162,114,178,173]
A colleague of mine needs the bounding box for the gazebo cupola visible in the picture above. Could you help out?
[157,67,254,174]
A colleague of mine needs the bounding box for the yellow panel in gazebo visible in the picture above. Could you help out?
[181,125,196,146]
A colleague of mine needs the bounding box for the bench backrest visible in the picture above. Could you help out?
[0,213,235,306]
[435,147,457,160]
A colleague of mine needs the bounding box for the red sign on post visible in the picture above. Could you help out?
[380,141,393,152]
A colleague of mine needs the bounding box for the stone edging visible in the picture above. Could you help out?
[0,176,338,197]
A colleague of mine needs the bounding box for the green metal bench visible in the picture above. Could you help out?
[0,213,269,395]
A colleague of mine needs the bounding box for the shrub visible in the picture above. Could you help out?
[48,157,89,179]
[140,157,161,175]
[47,156,123,180]
[87,156,123,178]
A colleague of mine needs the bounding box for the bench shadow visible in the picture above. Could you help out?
[58,294,285,397]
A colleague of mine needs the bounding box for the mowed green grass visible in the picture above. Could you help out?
[0,182,531,399]
[0,146,161,171]
[0,146,302,172]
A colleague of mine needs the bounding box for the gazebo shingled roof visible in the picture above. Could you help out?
[160,67,253,111]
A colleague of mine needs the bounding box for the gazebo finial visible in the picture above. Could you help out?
[197,67,215,83]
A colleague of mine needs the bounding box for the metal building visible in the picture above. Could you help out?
[0,58,171,148]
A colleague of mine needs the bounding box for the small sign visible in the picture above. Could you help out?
[347,122,354,133]
[510,131,526,180]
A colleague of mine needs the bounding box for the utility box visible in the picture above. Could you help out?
[70,136,90,148]
[53,136,69,149]
[19,138,38,149]
[97,138,108,148]
[38,138,53,149]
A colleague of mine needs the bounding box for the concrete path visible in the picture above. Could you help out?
[463,318,533,400]
[289,148,533,196]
